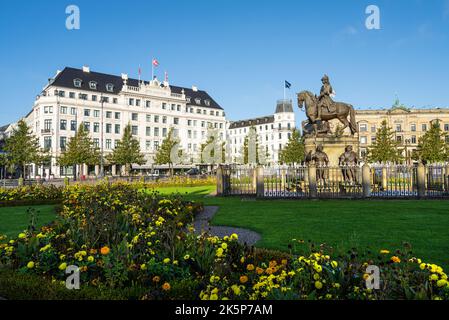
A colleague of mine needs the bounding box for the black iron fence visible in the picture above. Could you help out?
[217,163,449,199]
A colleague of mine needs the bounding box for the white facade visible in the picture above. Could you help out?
[20,66,227,177]
[226,100,296,164]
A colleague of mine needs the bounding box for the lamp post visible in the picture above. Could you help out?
[99,95,105,178]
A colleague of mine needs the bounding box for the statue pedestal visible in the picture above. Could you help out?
[305,136,359,166]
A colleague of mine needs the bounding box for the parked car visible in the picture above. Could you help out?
[185,168,202,176]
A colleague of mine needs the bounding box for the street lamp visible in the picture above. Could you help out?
[99,95,105,178]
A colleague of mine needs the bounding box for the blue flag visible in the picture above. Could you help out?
[285,80,292,89]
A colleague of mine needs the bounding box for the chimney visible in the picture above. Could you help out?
[82,66,90,73]
[192,85,198,92]
[121,73,128,80]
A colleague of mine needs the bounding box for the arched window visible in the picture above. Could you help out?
[73,78,82,88]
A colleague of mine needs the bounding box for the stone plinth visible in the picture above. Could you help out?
[305,136,359,166]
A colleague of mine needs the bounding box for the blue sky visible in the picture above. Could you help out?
[1,0,449,126]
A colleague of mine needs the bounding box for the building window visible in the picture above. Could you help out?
[146,127,151,136]
[359,123,367,132]
[146,141,151,151]
[93,122,100,133]
[113,98,118,104]
[360,136,367,144]
[84,122,90,132]
[106,111,112,119]
[173,118,179,125]
[70,107,76,115]
[177,105,181,111]
[132,113,138,121]
[79,93,88,100]
[129,98,134,106]
[154,141,159,150]
[146,100,151,108]
[154,127,159,137]
[115,124,120,134]
[162,128,167,137]
[154,115,159,123]
[115,112,120,120]
[396,135,402,143]
[44,119,52,131]
[70,120,76,131]
[106,139,112,149]
[106,83,114,92]
[396,124,402,132]
[162,116,167,124]
[60,106,67,114]
[44,106,53,114]
[69,92,75,99]
[92,95,97,102]
[411,136,417,144]
[136,99,141,107]
[204,100,210,106]
[445,124,449,132]
[93,138,99,148]
[84,109,90,117]
[60,137,67,151]
[89,81,97,90]
[371,125,376,133]
[93,110,100,118]
[146,115,151,122]
[131,126,138,135]
[73,79,82,87]
[162,103,167,110]
[195,98,201,105]
[422,124,427,132]
[44,137,52,151]
[106,123,112,133]
[171,104,175,111]
[60,120,67,130]
[411,124,416,132]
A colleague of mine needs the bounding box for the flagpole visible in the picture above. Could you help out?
[152,58,154,80]
[283,81,286,101]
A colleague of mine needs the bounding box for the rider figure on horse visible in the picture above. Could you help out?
[317,74,335,120]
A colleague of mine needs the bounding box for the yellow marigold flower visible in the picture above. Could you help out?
[314,264,323,273]
[333,283,341,289]
[437,279,447,287]
[173,260,179,265]
[210,294,218,300]
[325,294,332,299]
[247,264,255,271]
[39,244,51,252]
[221,243,228,250]
[256,267,264,275]
[163,258,170,264]
[216,248,224,257]
[380,249,390,254]
[59,254,66,261]
[313,273,320,281]
[331,261,338,268]
[162,282,171,291]
[36,233,45,239]
[140,264,147,270]
[184,254,190,260]
[315,281,323,289]
[27,261,35,269]
[363,273,370,281]
[230,233,238,240]
[152,276,160,283]
[87,256,94,263]
[58,262,67,271]
[240,257,245,264]
[231,285,241,295]
[100,246,110,255]
[430,274,439,281]
[18,233,26,239]
[419,263,427,270]
[240,275,249,284]
[391,256,401,263]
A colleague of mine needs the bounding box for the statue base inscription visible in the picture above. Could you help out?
[304,136,359,166]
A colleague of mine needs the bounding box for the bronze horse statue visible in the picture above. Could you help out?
[297,90,358,136]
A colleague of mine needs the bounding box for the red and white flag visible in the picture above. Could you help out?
[152,58,159,67]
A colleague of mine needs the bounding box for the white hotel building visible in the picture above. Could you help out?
[3,66,296,178]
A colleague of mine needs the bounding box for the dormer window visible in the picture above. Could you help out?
[204,99,210,106]
[186,96,191,103]
[106,83,114,92]
[195,98,201,105]
[73,78,82,88]
[89,81,97,90]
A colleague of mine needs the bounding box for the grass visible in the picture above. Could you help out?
[1,185,449,268]
[0,205,57,238]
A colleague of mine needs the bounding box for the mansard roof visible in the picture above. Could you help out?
[50,67,223,110]
[229,115,275,129]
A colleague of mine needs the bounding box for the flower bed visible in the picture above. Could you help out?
[0,182,448,300]
[0,185,63,206]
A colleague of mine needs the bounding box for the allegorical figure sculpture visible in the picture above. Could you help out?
[305,145,329,184]
[339,145,359,183]
[297,75,358,136]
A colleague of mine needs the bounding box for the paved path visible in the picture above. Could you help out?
[193,206,261,246]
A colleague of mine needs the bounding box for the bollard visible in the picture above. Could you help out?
[308,164,317,199]
[216,166,223,196]
[417,163,426,198]
[381,167,387,191]
[362,164,371,198]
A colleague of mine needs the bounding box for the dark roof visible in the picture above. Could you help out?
[229,115,274,129]
[50,67,223,110]
[275,100,294,113]
[0,125,9,133]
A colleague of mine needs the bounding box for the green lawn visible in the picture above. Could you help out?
[0,205,57,238]
[2,186,449,268]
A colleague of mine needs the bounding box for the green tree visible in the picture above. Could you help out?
[4,120,40,178]
[107,124,145,175]
[367,120,403,163]
[279,129,305,164]
[154,129,183,176]
[58,125,99,177]
[200,129,225,164]
[414,122,449,164]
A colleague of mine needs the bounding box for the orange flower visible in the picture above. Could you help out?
[152,276,161,283]
[256,267,264,275]
[89,248,97,255]
[240,275,249,284]
[269,260,277,268]
[391,256,401,263]
[100,246,110,255]
[162,282,171,291]
[246,264,255,271]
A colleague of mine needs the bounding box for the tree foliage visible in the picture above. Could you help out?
[58,125,99,175]
[4,120,40,178]
[367,120,403,163]
[279,129,305,164]
[107,124,145,175]
[413,122,449,164]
